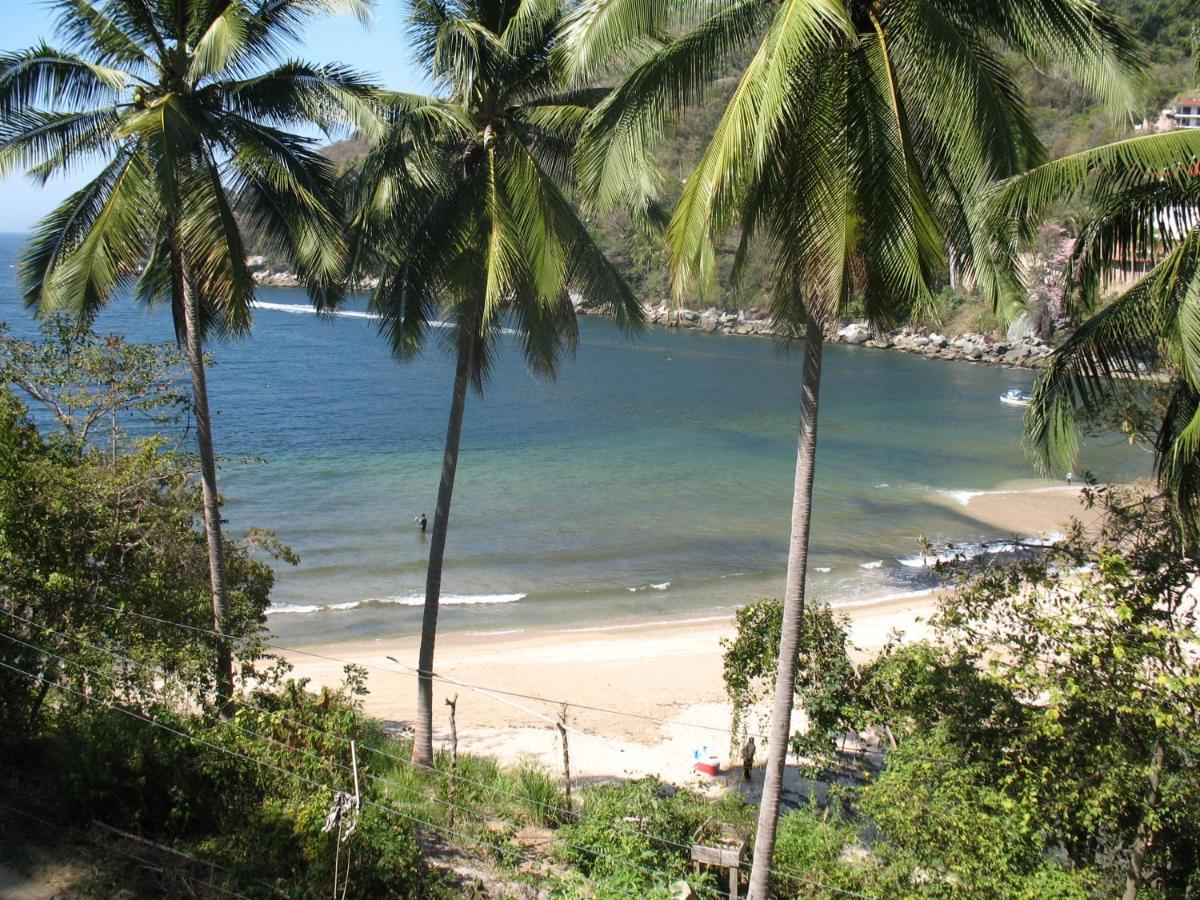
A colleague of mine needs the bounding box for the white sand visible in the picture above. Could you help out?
[283,486,1097,782]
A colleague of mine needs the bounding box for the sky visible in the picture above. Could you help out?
[0,1,428,233]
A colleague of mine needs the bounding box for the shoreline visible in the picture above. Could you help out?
[281,485,1098,783]
[247,279,1056,370]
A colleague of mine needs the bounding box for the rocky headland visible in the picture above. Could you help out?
[617,301,1057,369]
[248,256,1057,370]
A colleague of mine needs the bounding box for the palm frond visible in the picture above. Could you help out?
[1024,231,1200,474]
[189,1,253,82]
[560,0,747,83]
[0,107,122,182]
[222,115,347,308]
[220,59,384,140]
[576,0,777,216]
[238,0,374,68]
[940,0,1146,115]
[666,0,846,299]
[50,0,152,67]
[0,44,128,117]
[990,130,1200,239]
[1156,379,1200,538]
[23,146,159,323]
[176,155,258,340]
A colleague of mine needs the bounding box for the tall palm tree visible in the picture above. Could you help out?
[343,0,644,767]
[0,0,377,709]
[988,127,1200,544]
[566,1,1142,893]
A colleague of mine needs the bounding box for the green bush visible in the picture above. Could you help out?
[557,778,725,894]
[860,731,1095,898]
[769,808,868,898]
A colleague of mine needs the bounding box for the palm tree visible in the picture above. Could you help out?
[343,0,644,767]
[988,127,1200,545]
[566,1,1142,892]
[0,0,377,709]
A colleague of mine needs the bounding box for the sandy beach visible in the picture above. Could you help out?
[283,485,1097,786]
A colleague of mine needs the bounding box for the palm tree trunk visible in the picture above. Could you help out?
[1123,739,1165,900]
[179,267,234,715]
[412,325,475,767]
[747,310,824,900]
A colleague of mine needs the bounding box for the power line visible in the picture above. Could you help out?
[1,612,873,898]
[0,656,706,899]
[0,801,258,900]
[1,634,718,899]
[2,609,690,859]
[0,628,357,779]
[0,801,253,900]
[83,599,775,742]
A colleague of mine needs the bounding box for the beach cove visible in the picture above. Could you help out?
[282,485,1100,785]
[0,232,1145,649]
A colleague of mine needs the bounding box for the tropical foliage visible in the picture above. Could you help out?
[0,323,280,727]
[568,2,1145,888]
[343,0,643,765]
[988,126,1200,540]
[0,0,375,701]
[717,487,1200,896]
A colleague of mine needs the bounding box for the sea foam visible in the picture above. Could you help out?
[895,533,1063,568]
[267,592,525,615]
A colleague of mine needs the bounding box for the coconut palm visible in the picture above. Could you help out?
[566,0,1143,892]
[343,0,643,767]
[0,0,377,709]
[988,127,1200,543]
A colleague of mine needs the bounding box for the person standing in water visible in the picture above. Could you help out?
[417,513,428,533]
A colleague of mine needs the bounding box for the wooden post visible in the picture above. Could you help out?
[445,694,459,828]
[557,704,572,815]
[690,842,745,900]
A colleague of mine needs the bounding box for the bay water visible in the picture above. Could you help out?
[0,233,1145,645]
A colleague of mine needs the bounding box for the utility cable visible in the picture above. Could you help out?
[2,616,874,898]
[0,657,709,899]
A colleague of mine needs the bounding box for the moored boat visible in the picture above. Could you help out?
[1000,388,1033,406]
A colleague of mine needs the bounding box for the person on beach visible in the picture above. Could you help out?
[417,513,428,533]
[742,736,756,780]
[1066,471,1074,485]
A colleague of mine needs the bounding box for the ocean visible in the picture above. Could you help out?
[0,233,1146,644]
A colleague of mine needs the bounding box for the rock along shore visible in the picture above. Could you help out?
[247,255,1055,370]
[592,301,1057,370]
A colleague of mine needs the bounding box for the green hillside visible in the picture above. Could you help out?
[318,0,1197,312]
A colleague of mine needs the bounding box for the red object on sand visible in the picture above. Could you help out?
[695,757,720,776]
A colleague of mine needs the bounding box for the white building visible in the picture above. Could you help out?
[1172,97,1200,128]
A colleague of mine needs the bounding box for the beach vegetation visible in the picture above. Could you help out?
[0,0,376,706]
[715,487,1200,897]
[989,120,1200,542]
[513,762,570,827]
[567,0,1148,889]
[557,776,735,895]
[0,326,279,728]
[341,0,643,768]
[768,808,869,898]
[722,600,858,770]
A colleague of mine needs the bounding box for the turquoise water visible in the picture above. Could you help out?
[0,233,1146,643]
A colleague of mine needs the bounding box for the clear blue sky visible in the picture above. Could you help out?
[0,1,428,233]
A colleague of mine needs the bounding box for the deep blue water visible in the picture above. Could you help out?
[0,233,1146,643]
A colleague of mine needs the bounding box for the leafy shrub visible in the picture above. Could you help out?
[769,808,868,898]
[557,778,721,892]
[860,731,1093,898]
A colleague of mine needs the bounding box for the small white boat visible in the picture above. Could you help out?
[1000,388,1033,407]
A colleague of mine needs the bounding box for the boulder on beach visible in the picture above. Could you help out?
[837,322,871,345]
